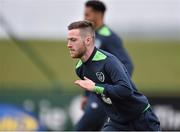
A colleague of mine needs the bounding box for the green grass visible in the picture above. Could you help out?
[124,39,180,96]
[0,39,180,96]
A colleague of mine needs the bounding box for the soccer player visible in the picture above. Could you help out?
[75,0,134,130]
[84,0,133,75]
[67,20,160,131]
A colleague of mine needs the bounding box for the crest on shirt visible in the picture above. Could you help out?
[96,72,105,82]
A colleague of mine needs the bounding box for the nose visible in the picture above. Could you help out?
[67,42,72,49]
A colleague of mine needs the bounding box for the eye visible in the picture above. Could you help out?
[71,38,76,41]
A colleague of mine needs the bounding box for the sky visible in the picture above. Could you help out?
[0,0,179,39]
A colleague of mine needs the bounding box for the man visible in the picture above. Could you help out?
[75,0,134,130]
[67,20,160,131]
[84,0,133,75]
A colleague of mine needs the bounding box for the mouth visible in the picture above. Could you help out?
[69,50,75,55]
[69,50,77,58]
[70,49,75,51]
[69,48,75,51]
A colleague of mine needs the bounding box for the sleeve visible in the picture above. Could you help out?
[103,36,134,76]
[94,57,133,99]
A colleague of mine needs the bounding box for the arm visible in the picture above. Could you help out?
[96,58,132,98]
[75,57,133,99]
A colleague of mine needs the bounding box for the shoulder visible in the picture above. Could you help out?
[90,49,116,65]
[97,25,121,41]
[99,49,124,67]
[96,49,119,63]
[92,49,108,61]
[97,25,112,37]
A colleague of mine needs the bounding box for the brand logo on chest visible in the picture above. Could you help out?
[96,72,105,82]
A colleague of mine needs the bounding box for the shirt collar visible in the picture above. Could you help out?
[95,24,105,33]
[83,47,97,65]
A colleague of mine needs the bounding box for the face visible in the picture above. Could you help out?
[67,29,86,58]
[84,7,97,24]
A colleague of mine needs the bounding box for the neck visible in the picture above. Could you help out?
[81,46,95,62]
[94,19,104,29]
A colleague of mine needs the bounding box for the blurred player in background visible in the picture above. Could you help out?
[75,0,134,130]
[67,20,160,131]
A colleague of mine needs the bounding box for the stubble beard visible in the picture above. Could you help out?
[72,42,86,59]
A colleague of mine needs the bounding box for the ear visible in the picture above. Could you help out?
[85,36,92,45]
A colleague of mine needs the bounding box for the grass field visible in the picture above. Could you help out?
[0,38,180,96]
